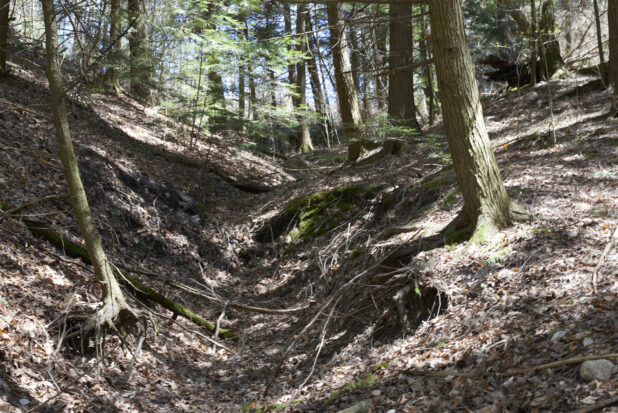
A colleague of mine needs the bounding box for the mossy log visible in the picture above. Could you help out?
[0,200,233,339]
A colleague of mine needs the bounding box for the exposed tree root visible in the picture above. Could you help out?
[0,199,234,340]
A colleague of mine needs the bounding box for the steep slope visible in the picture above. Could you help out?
[0,58,616,413]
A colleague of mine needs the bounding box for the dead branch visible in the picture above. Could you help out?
[592,225,618,293]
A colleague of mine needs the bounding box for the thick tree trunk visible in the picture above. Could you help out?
[538,0,564,78]
[295,4,313,153]
[608,0,618,112]
[128,0,152,103]
[561,0,572,54]
[429,0,527,241]
[388,3,419,129]
[40,0,134,329]
[327,3,362,143]
[103,0,122,94]
[0,0,9,75]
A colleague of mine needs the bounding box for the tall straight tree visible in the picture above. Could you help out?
[609,0,618,113]
[40,0,137,331]
[388,3,419,129]
[306,10,331,144]
[103,0,123,94]
[295,4,313,153]
[128,0,152,102]
[429,0,527,240]
[0,0,9,75]
[327,3,361,142]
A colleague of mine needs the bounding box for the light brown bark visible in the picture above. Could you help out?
[295,4,313,153]
[429,0,526,239]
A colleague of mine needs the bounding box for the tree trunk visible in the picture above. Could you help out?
[419,7,435,125]
[530,0,538,86]
[429,0,527,241]
[348,26,362,99]
[40,0,135,330]
[306,11,331,144]
[0,0,9,76]
[388,3,419,129]
[128,0,151,103]
[593,0,606,82]
[608,0,618,113]
[373,10,388,111]
[561,0,572,54]
[327,3,362,143]
[103,0,122,94]
[538,0,564,78]
[295,4,313,153]
[497,1,516,60]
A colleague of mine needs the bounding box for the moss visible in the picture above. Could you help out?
[283,185,367,241]
[445,228,470,246]
[327,373,377,404]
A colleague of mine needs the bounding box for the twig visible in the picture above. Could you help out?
[213,301,228,351]
[114,333,145,388]
[298,304,335,389]
[592,225,618,293]
[0,193,67,217]
[571,395,618,413]
[26,359,102,412]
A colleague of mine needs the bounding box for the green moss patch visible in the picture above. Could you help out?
[255,185,376,242]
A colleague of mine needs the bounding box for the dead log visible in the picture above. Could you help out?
[478,54,543,88]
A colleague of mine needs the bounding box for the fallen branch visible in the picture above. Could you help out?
[118,264,311,315]
[572,395,618,413]
[0,199,233,339]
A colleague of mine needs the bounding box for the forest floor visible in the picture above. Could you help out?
[0,57,617,413]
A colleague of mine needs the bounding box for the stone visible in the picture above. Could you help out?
[550,329,567,342]
[579,359,615,381]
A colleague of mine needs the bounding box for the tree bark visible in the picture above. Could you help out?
[306,10,331,145]
[608,0,618,112]
[128,0,152,103]
[593,0,606,82]
[373,13,388,111]
[429,0,527,240]
[0,0,10,75]
[327,3,362,143]
[295,4,313,153]
[388,3,419,129]
[419,7,435,124]
[103,0,123,94]
[40,0,135,330]
[538,0,564,78]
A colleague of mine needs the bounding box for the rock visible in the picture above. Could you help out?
[579,359,615,381]
[370,389,381,397]
[583,337,594,347]
[550,329,567,342]
[336,400,372,413]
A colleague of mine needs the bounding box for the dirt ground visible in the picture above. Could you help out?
[0,59,616,412]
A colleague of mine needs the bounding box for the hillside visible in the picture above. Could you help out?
[0,59,617,412]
